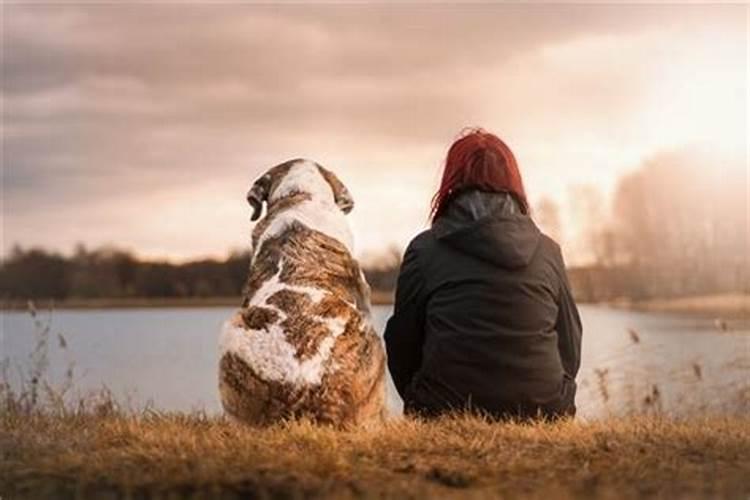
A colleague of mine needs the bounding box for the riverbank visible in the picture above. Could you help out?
[609,293,750,320]
[0,290,396,311]
[2,293,747,319]
[2,412,748,499]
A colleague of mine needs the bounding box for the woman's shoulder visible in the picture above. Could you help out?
[409,228,435,248]
[537,232,562,256]
[403,228,442,259]
[535,233,568,278]
[398,230,437,272]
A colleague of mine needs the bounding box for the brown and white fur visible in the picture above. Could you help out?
[218,159,386,427]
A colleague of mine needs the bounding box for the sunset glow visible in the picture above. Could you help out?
[2,4,747,264]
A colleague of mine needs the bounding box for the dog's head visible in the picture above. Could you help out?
[246,159,354,221]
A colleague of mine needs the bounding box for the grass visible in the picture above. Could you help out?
[2,410,749,499]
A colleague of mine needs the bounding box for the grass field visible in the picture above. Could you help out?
[2,409,749,499]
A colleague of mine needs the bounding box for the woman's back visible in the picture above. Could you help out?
[389,190,579,417]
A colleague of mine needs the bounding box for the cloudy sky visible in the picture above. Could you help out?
[2,3,747,263]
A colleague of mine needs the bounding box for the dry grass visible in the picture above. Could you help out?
[2,409,749,499]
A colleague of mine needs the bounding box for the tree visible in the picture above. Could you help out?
[534,197,563,245]
[610,150,748,296]
[568,185,615,266]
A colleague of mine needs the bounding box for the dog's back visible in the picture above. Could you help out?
[219,160,385,426]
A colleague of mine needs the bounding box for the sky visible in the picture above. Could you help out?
[2,3,747,264]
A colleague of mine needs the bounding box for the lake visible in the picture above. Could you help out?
[1,305,748,419]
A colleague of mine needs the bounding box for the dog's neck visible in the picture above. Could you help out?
[270,161,336,208]
[252,162,354,260]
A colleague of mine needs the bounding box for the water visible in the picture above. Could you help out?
[1,305,748,418]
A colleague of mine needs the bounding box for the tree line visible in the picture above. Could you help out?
[0,244,401,302]
[552,150,748,301]
[2,149,746,303]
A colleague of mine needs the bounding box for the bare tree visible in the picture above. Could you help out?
[568,185,615,266]
[611,150,748,297]
[534,197,563,245]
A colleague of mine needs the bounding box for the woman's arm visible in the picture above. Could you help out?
[554,248,583,379]
[384,242,426,398]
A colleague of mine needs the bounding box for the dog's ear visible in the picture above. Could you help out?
[247,173,272,221]
[317,165,354,214]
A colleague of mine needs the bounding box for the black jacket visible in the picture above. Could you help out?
[384,190,582,419]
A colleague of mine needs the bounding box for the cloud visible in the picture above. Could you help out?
[2,3,746,260]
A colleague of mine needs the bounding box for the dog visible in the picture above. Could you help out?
[218,159,386,427]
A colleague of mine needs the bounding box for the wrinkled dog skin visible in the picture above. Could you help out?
[219,159,386,427]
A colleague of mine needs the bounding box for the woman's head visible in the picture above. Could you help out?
[430,128,528,222]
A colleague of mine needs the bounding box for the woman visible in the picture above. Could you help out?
[384,128,582,420]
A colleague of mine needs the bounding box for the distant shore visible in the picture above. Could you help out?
[0,290,396,311]
[607,293,749,319]
[2,292,747,318]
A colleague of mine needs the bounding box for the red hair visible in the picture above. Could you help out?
[430,128,528,222]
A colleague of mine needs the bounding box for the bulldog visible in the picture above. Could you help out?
[218,158,386,427]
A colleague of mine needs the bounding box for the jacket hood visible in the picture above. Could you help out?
[432,190,541,268]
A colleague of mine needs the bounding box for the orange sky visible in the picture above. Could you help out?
[2,3,747,264]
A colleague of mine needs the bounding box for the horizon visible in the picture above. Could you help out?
[2,4,747,265]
